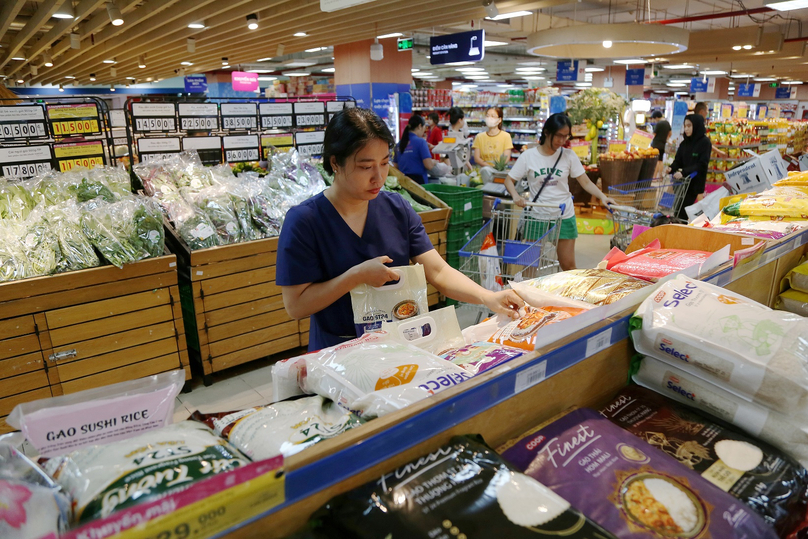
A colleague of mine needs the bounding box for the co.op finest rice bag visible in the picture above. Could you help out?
[44,421,248,524]
[600,239,715,282]
[191,396,362,461]
[487,306,586,350]
[518,269,651,306]
[600,385,808,535]
[297,435,619,538]
[633,356,808,468]
[297,331,473,419]
[499,408,778,539]
[350,264,428,336]
[631,275,808,417]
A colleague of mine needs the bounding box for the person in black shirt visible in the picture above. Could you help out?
[651,119,672,178]
[668,114,712,220]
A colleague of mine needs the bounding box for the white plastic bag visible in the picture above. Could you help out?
[385,306,465,355]
[350,264,428,336]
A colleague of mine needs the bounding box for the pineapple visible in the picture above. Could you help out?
[492,154,509,171]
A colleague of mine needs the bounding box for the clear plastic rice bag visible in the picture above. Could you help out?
[517,268,651,306]
[45,201,100,273]
[79,199,145,268]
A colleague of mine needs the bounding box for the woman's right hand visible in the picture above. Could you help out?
[514,197,527,208]
[352,256,400,287]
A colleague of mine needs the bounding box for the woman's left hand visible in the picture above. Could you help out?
[483,289,524,319]
[601,195,617,207]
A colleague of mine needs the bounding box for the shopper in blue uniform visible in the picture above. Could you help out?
[393,115,437,184]
[277,108,523,351]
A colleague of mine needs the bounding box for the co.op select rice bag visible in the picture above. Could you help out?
[487,306,586,350]
[299,435,620,538]
[44,421,248,524]
[518,269,651,306]
[600,239,715,282]
[191,396,363,461]
[499,408,778,539]
[631,275,808,417]
[297,331,472,419]
[600,385,808,536]
[350,264,428,336]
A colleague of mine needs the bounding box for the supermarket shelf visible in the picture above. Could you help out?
[412,106,451,111]
[713,143,759,148]
[510,129,538,134]
[458,103,535,108]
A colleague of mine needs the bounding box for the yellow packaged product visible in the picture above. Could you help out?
[776,288,808,317]
[782,258,808,294]
[516,269,650,306]
[736,193,808,219]
[775,171,808,187]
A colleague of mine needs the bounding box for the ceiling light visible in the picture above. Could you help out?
[43,52,53,67]
[283,71,310,76]
[90,74,96,81]
[743,44,753,49]
[730,73,754,78]
[16,79,24,84]
[257,76,277,81]
[106,2,124,26]
[766,1,808,11]
[457,67,485,72]
[483,0,499,18]
[486,10,531,20]
[247,14,259,30]
[306,47,327,52]
[733,45,742,50]
[613,59,649,64]
[257,57,273,62]
[370,38,383,61]
[584,74,593,81]
[103,58,116,64]
[377,33,403,39]
[575,82,593,87]
[467,75,490,80]
[515,67,544,72]
[53,3,75,18]
[126,76,136,80]
[110,67,116,77]
[187,38,195,53]
[321,67,335,72]
[247,69,274,73]
[70,33,81,49]
[701,70,727,75]
[138,55,146,68]
[754,77,777,81]
[585,66,604,72]
[294,32,308,37]
[667,82,686,87]
[670,78,693,83]
[529,23,689,58]
[484,40,508,47]
[221,57,229,66]
[125,84,129,88]
[662,64,693,69]
[602,40,613,48]
[65,75,75,79]
[59,85,65,92]
[411,68,420,72]
[188,21,205,29]
[783,80,804,84]
[521,75,545,80]
[414,72,432,76]
[285,60,317,67]
[674,91,690,95]
[11,56,25,61]
[181,61,193,66]
[110,85,115,91]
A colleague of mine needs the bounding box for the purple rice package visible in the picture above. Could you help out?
[599,385,808,536]
[500,408,778,539]
[303,435,619,538]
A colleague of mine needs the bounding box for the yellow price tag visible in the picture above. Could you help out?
[570,142,590,159]
[608,140,627,153]
[629,129,653,150]
[52,119,100,136]
[721,104,733,119]
[59,156,104,171]
[54,141,104,158]
[48,104,98,120]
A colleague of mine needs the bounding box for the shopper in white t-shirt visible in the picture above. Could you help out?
[505,113,616,271]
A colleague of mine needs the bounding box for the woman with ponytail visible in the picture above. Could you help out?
[393,115,437,184]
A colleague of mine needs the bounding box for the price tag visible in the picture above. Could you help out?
[221,103,257,130]
[629,129,653,150]
[138,137,181,162]
[223,135,260,162]
[53,141,106,172]
[608,140,627,153]
[178,103,219,131]
[182,136,222,165]
[132,103,177,133]
[0,145,53,178]
[585,327,612,358]
[262,133,294,158]
[293,102,326,127]
[109,109,126,128]
[259,103,294,129]
[514,361,547,394]
[0,105,48,139]
[326,101,345,122]
[295,130,325,157]
[47,103,102,136]
[570,140,590,159]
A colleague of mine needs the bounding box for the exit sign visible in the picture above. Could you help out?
[397,37,413,51]
[770,82,779,88]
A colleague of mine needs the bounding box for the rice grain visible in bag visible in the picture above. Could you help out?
[519,269,651,306]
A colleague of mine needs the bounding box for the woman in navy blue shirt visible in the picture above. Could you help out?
[393,115,436,184]
[277,108,523,351]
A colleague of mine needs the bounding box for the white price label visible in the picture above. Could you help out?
[0,105,45,122]
[261,115,293,129]
[222,116,257,129]
[295,114,326,126]
[181,117,218,130]
[1,162,52,177]
[585,328,613,358]
[141,152,178,163]
[138,138,181,153]
[135,117,176,132]
[260,103,293,115]
[294,102,325,114]
[221,103,257,116]
[0,122,47,139]
[182,136,221,151]
[298,144,323,156]
[326,101,345,112]
[295,131,326,145]
[178,103,218,117]
[132,103,176,116]
[514,361,547,394]
[225,148,259,162]
[464,202,473,211]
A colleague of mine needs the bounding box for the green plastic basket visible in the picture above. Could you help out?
[446,249,461,270]
[424,184,483,227]
[446,225,476,253]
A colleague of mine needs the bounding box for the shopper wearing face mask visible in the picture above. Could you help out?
[394,115,438,184]
[667,113,712,220]
[472,107,513,168]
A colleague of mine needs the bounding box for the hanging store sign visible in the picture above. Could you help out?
[131,103,177,132]
[182,136,222,165]
[262,133,294,158]
[775,87,797,99]
[220,103,257,130]
[625,68,646,86]
[0,145,53,177]
[223,135,260,162]
[259,103,294,129]
[430,29,485,65]
[0,105,48,139]
[736,84,758,98]
[53,141,106,172]
[232,71,259,92]
[178,103,219,131]
[184,75,208,93]
[295,130,325,157]
[689,77,715,93]
[137,137,181,162]
[47,103,102,137]
[397,37,414,51]
[556,60,582,82]
[293,102,327,127]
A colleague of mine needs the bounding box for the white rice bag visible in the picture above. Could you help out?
[271,355,307,402]
[350,264,428,336]
[631,275,808,417]
[45,421,248,524]
[297,331,473,418]
[384,306,465,355]
[634,356,808,467]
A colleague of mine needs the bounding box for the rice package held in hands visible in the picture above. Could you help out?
[301,435,619,538]
[518,269,651,306]
[782,259,808,294]
[440,341,523,375]
[487,306,586,350]
[350,264,428,336]
[633,356,808,469]
[191,396,362,461]
[631,275,808,417]
[600,385,808,535]
[0,443,72,539]
[499,408,779,539]
[297,331,472,419]
[776,288,808,317]
[600,239,715,282]
[44,421,248,524]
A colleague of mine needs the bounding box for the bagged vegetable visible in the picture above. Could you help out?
[440,341,523,375]
[500,408,779,539]
[44,421,248,524]
[0,180,36,219]
[301,435,619,539]
[44,201,100,273]
[350,264,428,336]
[80,200,145,268]
[18,209,61,276]
[384,306,465,355]
[67,173,118,203]
[600,239,716,282]
[776,288,808,317]
[191,396,362,461]
[631,275,808,417]
[600,385,808,535]
[227,180,261,242]
[518,269,651,306]
[186,185,241,245]
[487,306,586,350]
[241,176,282,238]
[297,331,472,418]
[633,355,808,468]
[170,201,219,251]
[88,165,132,200]
[132,196,165,258]
[29,172,73,207]
[0,222,33,282]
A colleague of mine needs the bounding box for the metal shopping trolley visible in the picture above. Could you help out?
[608,173,695,251]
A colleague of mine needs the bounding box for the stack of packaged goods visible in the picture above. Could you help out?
[423,184,483,270]
[777,258,808,317]
[707,120,761,186]
[411,88,452,110]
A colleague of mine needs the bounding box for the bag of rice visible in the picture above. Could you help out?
[0,443,72,539]
[499,408,779,539]
[350,264,428,336]
[487,306,586,351]
[776,288,808,317]
[298,435,619,538]
[633,356,808,468]
[384,306,465,355]
[191,396,362,461]
[518,269,651,306]
[297,331,473,419]
[440,342,523,375]
[509,280,594,311]
[704,218,807,240]
[599,239,716,282]
[782,259,808,294]
[774,171,808,187]
[631,275,808,416]
[600,385,808,535]
[44,421,248,524]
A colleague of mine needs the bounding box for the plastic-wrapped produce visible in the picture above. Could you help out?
[79,200,144,268]
[67,171,118,203]
[186,185,242,245]
[170,201,219,250]
[45,201,100,273]
[88,165,132,200]
[228,181,261,242]
[29,171,74,207]
[239,174,282,237]
[133,158,181,199]
[0,180,36,219]
[132,196,165,258]
[0,222,33,282]
[18,209,61,276]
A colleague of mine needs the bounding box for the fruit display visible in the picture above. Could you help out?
[598,147,659,161]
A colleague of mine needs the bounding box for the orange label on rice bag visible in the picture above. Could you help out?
[376,364,419,390]
[488,306,586,350]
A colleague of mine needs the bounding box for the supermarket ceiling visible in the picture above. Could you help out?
[2,0,808,89]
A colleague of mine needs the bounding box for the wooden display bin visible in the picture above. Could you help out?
[0,255,190,434]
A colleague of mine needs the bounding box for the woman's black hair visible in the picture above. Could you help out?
[448,106,464,126]
[399,114,425,154]
[323,107,395,175]
[427,111,440,124]
[652,119,672,147]
[486,106,504,130]
[539,112,572,145]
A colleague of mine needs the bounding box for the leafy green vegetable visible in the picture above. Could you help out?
[177,210,220,250]
[80,202,143,269]
[69,177,117,203]
[381,175,431,212]
[0,182,36,219]
[48,209,100,273]
[0,223,33,282]
[132,199,165,258]
[19,219,61,276]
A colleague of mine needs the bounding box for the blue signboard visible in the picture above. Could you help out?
[549,95,566,115]
[429,30,484,65]
[556,60,579,82]
[690,78,708,93]
[775,87,792,99]
[737,83,755,97]
[625,68,645,86]
[671,100,688,134]
[184,75,207,93]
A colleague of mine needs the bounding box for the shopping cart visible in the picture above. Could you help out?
[608,173,695,251]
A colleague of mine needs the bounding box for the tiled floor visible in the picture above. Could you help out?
[175,234,614,416]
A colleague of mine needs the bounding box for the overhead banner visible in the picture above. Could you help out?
[429,29,484,65]
[556,60,584,82]
[625,68,645,86]
[775,87,798,99]
[231,71,259,92]
[184,75,208,93]
[736,84,759,98]
[689,77,715,93]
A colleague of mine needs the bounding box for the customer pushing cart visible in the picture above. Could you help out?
[608,173,695,251]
